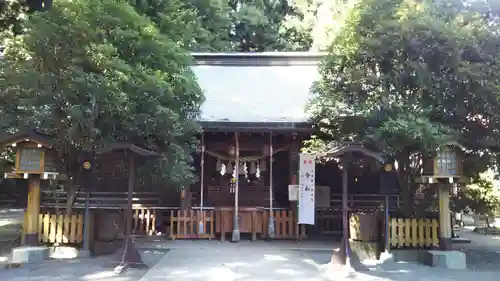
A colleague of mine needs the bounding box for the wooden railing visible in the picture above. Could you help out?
[389,217,439,248]
[262,209,303,239]
[26,207,440,245]
[169,209,215,239]
[22,211,86,245]
[329,194,402,212]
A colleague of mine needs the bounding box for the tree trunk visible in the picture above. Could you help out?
[64,164,82,217]
[65,184,77,217]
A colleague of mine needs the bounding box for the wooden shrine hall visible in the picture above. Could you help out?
[183,52,322,241]
[180,53,403,242]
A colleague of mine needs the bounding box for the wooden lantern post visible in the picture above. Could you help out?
[379,156,400,254]
[420,142,466,250]
[341,153,351,265]
[0,131,59,246]
[96,143,160,273]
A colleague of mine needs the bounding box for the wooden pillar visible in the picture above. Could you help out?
[438,182,452,250]
[334,154,351,265]
[342,156,350,264]
[268,132,276,238]
[288,141,298,186]
[198,133,206,235]
[200,133,205,211]
[232,132,240,242]
[25,176,41,245]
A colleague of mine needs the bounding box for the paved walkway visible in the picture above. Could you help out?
[2,237,500,281]
[455,228,500,251]
[453,227,500,271]
[137,241,500,281]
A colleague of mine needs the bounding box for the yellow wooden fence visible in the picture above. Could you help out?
[389,217,439,248]
[22,212,85,245]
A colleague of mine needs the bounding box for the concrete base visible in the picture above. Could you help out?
[231,229,240,242]
[231,215,240,242]
[10,246,49,264]
[267,217,276,239]
[422,250,467,270]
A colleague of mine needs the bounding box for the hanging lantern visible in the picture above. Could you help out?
[226,161,233,174]
[249,161,257,174]
[239,162,246,175]
[423,144,462,177]
[259,159,267,172]
[215,159,222,172]
[228,145,236,156]
[262,144,270,156]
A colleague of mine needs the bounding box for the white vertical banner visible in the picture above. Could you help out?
[298,153,315,225]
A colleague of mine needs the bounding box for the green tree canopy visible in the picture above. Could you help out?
[2,0,343,53]
[307,0,500,211]
[0,0,204,211]
[453,170,500,218]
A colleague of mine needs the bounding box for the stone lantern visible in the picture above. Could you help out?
[0,130,59,246]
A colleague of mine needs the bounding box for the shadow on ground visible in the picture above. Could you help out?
[0,248,169,281]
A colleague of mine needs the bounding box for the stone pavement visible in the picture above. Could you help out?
[137,241,500,281]
[455,227,500,251]
[453,227,500,271]
[1,238,500,281]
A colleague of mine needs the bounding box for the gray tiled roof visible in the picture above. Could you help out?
[192,52,324,123]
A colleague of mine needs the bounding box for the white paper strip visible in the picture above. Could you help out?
[298,153,315,225]
[288,185,299,201]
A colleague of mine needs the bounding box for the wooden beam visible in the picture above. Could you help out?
[206,141,289,151]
